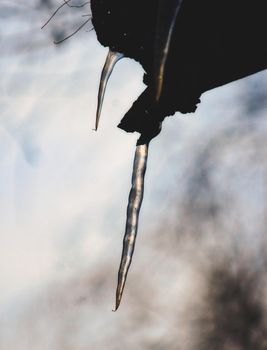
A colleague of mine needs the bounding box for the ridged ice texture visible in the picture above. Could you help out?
[114,144,149,311]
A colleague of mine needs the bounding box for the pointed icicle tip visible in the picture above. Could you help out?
[95,49,124,131]
[113,254,131,311]
[113,280,125,311]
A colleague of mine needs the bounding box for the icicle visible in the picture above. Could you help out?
[95,49,124,130]
[155,0,183,101]
[114,143,149,311]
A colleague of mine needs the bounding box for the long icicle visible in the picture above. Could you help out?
[95,49,124,130]
[114,143,149,311]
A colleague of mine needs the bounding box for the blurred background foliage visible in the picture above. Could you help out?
[0,1,267,349]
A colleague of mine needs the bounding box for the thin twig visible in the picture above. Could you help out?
[63,0,90,8]
[53,19,91,44]
[41,0,90,29]
[41,0,71,29]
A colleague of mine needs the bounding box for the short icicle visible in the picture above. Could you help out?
[95,49,124,130]
[114,143,149,311]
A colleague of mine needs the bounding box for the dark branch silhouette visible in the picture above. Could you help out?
[91,0,267,143]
